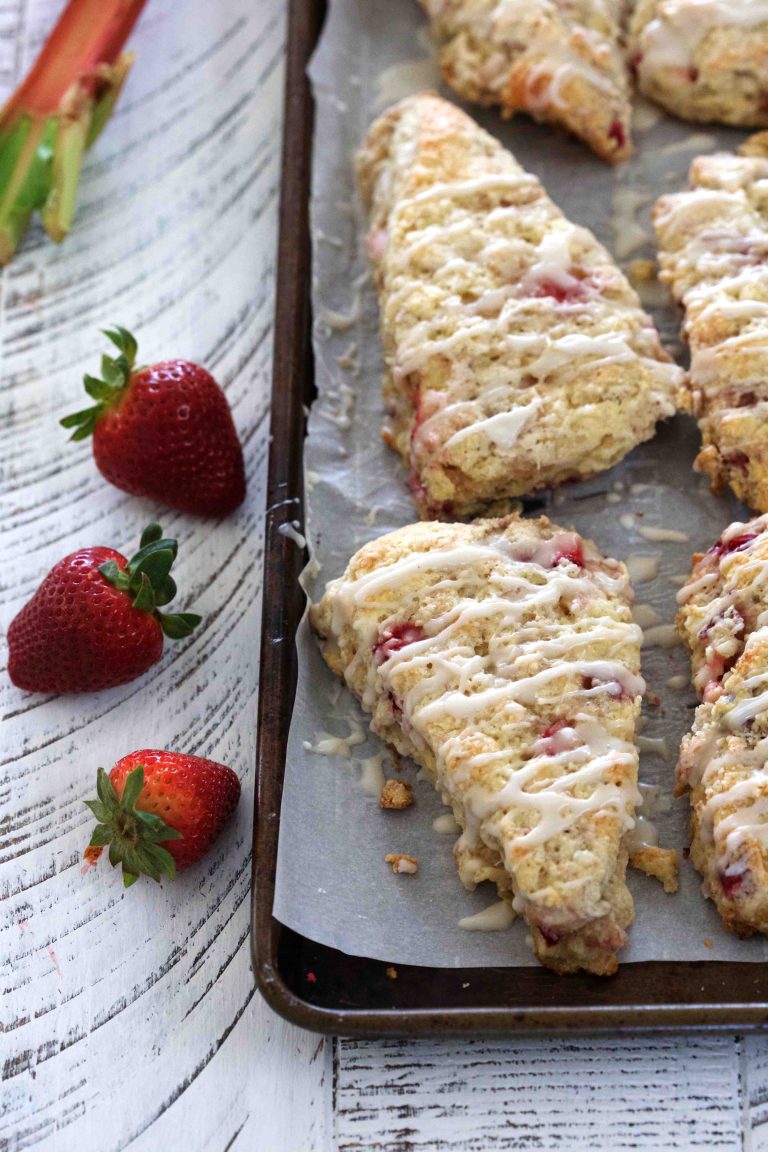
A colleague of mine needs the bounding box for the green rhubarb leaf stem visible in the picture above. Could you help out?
[0,0,148,264]
[42,92,92,242]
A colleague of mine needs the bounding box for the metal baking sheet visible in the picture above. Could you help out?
[253,0,768,1035]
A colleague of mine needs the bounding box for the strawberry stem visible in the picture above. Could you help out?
[85,766,182,888]
[0,0,147,263]
[99,523,203,638]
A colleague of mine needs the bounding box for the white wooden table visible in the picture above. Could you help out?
[3,2,768,1149]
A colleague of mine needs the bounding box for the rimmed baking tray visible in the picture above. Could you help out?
[251,0,768,1035]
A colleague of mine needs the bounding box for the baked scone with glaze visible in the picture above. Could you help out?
[654,142,768,512]
[357,95,682,520]
[311,514,647,975]
[677,514,768,936]
[629,0,768,127]
[419,0,632,162]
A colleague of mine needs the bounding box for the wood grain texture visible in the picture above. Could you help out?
[6,1,768,1148]
[334,1036,745,1151]
[0,2,329,1150]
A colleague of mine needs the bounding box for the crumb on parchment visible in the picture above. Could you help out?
[628,258,656,284]
[386,966,398,979]
[380,779,414,810]
[629,846,679,893]
[704,938,713,949]
[385,853,418,875]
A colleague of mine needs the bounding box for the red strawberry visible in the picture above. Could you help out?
[61,327,245,517]
[84,750,241,886]
[8,523,201,693]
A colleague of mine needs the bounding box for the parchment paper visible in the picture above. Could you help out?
[273,0,768,965]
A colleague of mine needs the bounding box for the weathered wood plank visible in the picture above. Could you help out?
[335,1036,744,1151]
[0,3,329,1151]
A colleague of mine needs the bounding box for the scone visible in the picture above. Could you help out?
[654,142,768,512]
[629,0,768,127]
[676,515,768,936]
[310,514,646,975]
[357,94,682,520]
[419,0,632,162]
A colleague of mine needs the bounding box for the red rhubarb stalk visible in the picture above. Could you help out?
[0,0,148,264]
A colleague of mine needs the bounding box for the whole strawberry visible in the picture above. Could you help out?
[8,523,201,693]
[84,750,241,885]
[61,327,246,517]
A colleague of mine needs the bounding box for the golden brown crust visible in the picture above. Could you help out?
[379,779,415,809]
[629,846,680,893]
[385,853,420,874]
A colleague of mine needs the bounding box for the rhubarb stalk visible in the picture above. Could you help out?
[0,0,148,265]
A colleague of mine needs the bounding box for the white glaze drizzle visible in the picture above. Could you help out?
[278,521,307,549]
[625,553,661,583]
[370,110,681,499]
[458,899,516,932]
[638,525,690,543]
[433,812,461,834]
[638,0,768,81]
[303,719,367,759]
[359,752,389,797]
[324,528,643,869]
[637,735,673,761]
[642,623,682,649]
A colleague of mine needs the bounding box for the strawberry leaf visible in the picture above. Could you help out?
[59,404,101,440]
[83,374,115,402]
[120,765,145,810]
[153,575,177,608]
[103,326,138,367]
[99,559,131,591]
[96,767,120,809]
[131,546,175,587]
[140,523,163,548]
[141,842,177,880]
[157,612,202,640]
[135,809,182,841]
[88,823,113,847]
[131,572,156,614]
[84,799,113,823]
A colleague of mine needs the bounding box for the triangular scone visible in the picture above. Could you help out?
[676,515,768,936]
[310,515,645,975]
[356,95,682,520]
[629,0,768,128]
[419,0,632,162]
[654,143,768,512]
